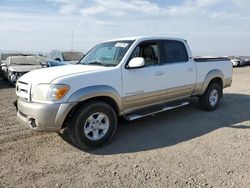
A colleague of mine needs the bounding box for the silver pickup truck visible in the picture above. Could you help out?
[16,36,232,149]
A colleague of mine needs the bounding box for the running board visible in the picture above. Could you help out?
[124,101,189,121]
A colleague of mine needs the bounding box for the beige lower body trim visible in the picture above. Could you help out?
[122,84,195,115]
[192,77,232,96]
[224,78,232,88]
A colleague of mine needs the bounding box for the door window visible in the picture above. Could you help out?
[130,42,159,66]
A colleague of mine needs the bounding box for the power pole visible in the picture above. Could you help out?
[71,30,74,51]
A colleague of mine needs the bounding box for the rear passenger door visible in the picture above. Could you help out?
[162,40,196,100]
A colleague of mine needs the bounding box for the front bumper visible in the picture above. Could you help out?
[16,98,76,132]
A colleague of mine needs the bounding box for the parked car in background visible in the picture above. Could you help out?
[0,53,22,63]
[1,56,43,84]
[239,56,250,65]
[47,50,84,64]
[230,57,244,67]
[33,56,69,67]
[0,53,23,77]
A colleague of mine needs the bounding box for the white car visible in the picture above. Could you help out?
[1,56,43,84]
[16,36,232,149]
[231,58,244,67]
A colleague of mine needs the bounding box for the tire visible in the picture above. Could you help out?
[68,101,117,150]
[199,83,221,111]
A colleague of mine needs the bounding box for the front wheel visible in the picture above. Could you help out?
[199,83,221,111]
[69,101,117,150]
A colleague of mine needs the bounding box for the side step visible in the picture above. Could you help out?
[124,101,189,121]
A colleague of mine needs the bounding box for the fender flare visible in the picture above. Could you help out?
[67,85,122,112]
[201,69,224,95]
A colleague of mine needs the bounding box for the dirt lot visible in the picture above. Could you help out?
[0,67,250,188]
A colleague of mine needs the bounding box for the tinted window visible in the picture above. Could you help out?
[62,52,84,61]
[130,42,159,66]
[163,40,188,63]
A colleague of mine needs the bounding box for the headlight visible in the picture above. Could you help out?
[32,84,70,101]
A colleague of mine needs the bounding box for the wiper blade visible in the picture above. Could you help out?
[81,61,115,67]
[88,61,105,66]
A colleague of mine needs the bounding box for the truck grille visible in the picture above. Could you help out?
[16,81,31,101]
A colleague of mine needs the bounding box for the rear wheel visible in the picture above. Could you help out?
[199,83,221,111]
[69,101,117,150]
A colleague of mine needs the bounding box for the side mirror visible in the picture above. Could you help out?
[54,58,61,62]
[127,57,145,69]
[1,63,6,67]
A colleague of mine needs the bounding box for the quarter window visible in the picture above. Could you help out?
[163,40,188,63]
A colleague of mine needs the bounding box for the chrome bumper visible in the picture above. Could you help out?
[16,99,76,132]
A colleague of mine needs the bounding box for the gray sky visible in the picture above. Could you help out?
[0,0,250,56]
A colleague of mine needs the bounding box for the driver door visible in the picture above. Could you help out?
[122,41,167,110]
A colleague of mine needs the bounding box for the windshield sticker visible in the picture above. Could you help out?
[115,43,129,48]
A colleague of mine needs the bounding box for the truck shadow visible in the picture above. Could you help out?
[59,93,250,154]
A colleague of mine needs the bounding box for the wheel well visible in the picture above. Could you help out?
[209,77,223,88]
[61,96,120,129]
[209,77,223,97]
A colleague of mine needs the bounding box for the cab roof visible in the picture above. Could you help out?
[104,36,187,43]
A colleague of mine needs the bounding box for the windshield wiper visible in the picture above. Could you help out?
[84,61,114,67]
[88,61,106,66]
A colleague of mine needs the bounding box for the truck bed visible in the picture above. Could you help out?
[194,57,232,91]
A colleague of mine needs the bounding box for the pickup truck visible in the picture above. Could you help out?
[16,36,232,149]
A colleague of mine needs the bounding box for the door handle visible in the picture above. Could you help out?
[154,71,164,76]
[187,67,194,71]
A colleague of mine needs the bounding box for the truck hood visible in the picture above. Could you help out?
[18,64,109,85]
[9,65,42,72]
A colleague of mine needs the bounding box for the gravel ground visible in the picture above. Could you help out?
[0,67,250,188]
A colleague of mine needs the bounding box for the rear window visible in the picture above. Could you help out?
[162,40,188,63]
[62,52,84,61]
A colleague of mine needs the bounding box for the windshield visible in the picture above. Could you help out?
[62,52,84,61]
[10,57,40,65]
[80,40,134,67]
[32,56,47,63]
